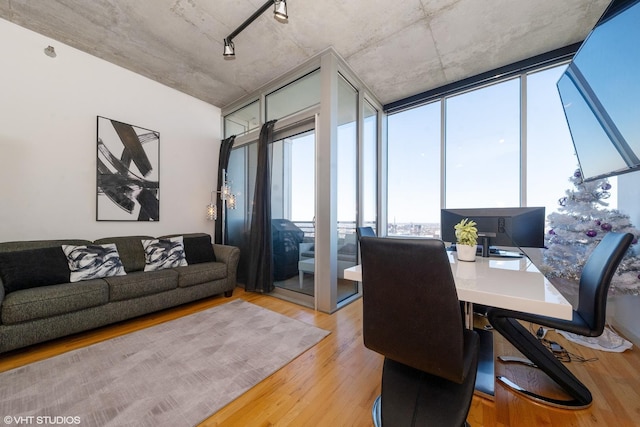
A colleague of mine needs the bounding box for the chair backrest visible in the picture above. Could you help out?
[360,237,466,383]
[356,227,376,240]
[578,232,633,335]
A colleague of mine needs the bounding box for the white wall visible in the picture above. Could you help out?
[0,18,221,242]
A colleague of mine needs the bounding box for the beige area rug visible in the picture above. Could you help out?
[0,300,330,427]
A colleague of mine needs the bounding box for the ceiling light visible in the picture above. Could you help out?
[222,0,289,59]
[44,45,57,58]
[274,0,288,23]
[223,39,235,59]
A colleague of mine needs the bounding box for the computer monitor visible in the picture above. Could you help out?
[440,207,546,256]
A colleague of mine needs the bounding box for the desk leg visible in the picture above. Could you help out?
[474,328,495,400]
[464,302,495,399]
[464,302,474,329]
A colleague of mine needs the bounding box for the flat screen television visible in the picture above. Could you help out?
[441,207,546,256]
[557,0,640,182]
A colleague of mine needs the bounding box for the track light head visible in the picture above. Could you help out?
[274,0,288,23]
[223,39,235,59]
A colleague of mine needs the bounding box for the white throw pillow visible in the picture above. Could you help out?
[142,236,188,272]
[62,243,127,282]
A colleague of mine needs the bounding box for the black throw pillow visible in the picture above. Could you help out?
[0,247,71,294]
[183,235,217,264]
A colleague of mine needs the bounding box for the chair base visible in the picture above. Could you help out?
[497,376,592,409]
[371,395,470,427]
[488,314,593,409]
[372,395,381,427]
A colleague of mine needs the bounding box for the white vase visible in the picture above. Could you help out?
[457,244,477,262]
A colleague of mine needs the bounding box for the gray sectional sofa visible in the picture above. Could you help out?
[0,233,239,354]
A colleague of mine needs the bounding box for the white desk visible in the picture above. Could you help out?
[344,251,572,321]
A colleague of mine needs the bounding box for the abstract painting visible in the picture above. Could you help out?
[96,116,160,221]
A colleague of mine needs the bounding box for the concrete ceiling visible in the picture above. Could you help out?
[0,0,611,109]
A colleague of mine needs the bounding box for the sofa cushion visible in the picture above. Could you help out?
[173,262,227,288]
[0,247,70,294]
[184,235,217,264]
[93,236,154,273]
[62,243,127,282]
[0,239,92,253]
[1,280,109,325]
[160,233,217,264]
[142,236,188,271]
[104,269,178,301]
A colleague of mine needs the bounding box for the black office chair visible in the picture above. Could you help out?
[360,237,480,427]
[356,226,376,240]
[487,231,634,409]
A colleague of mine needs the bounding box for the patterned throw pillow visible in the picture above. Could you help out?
[142,236,188,272]
[62,243,127,283]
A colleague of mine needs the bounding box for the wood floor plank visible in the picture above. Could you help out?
[1,288,639,426]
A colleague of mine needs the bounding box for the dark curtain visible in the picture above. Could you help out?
[246,120,277,293]
[215,135,235,244]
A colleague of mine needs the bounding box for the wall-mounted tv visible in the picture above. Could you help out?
[557,0,640,182]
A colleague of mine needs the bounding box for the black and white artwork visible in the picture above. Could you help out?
[96,116,160,221]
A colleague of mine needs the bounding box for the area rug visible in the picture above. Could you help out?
[0,300,330,426]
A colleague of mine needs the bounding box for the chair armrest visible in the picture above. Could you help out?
[299,242,314,259]
[213,244,240,286]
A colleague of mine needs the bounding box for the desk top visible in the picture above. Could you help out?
[343,252,573,320]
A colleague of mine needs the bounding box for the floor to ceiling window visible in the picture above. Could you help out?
[387,62,591,238]
[526,65,617,213]
[445,79,521,208]
[336,74,359,302]
[362,100,378,233]
[387,102,441,237]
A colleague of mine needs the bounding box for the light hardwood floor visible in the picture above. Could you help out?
[1,288,639,426]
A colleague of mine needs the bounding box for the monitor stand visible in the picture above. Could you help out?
[479,234,495,257]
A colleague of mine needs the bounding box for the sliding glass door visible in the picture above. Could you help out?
[272,129,316,297]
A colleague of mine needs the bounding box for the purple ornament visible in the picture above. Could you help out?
[602,182,612,191]
[586,229,597,238]
[548,229,556,235]
[574,169,582,178]
[600,223,612,231]
[595,220,601,226]
[633,237,638,245]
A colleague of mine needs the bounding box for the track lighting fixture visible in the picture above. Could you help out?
[223,39,235,58]
[274,0,288,23]
[222,0,288,59]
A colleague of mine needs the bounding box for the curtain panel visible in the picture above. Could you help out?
[246,120,277,293]
[215,135,235,244]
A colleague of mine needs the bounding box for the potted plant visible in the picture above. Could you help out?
[454,218,478,262]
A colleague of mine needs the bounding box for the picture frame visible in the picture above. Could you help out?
[96,116,160,221]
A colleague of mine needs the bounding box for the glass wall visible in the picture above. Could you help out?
[336,74,358,302]
[222,51,381,313]
[526,65,617,212]
[387,102,441,237]
[445,79,521,208]
[224,100,260,138]
[362,100,378,233]
[387,62,591,237]
[266,70,321,122]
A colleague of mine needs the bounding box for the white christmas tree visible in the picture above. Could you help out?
[541,169,640,295]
